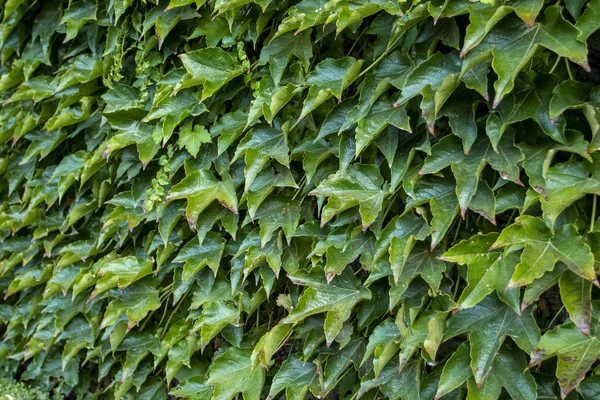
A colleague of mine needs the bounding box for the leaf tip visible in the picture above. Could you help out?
[582,61,591,73]
[326,272,335,284]
[492,97,502,109]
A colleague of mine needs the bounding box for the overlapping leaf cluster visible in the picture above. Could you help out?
[1,0,600,398]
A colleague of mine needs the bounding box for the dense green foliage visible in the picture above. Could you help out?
[0,378,52,400]
[1,0,600,398]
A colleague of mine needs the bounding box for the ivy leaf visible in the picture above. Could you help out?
[440,232,520,312]
[519,131,591,194]
[374,212,431,266]
[435,341,471,398]
[252,196,301,247]
[91,256,154,299]
[178,125,211,158]
[391,241,446,298]
[281,268,371,345]
[212,109,247,156]
[513,0,544,28]
[528,310,600,398]
[266,357,317,400]
[205,348,265,400]
[421,133,523,216]
[251,324,292,369]
[521,263,567,312]
[100,277,162,330]
[576,0,600,41]
[580,376,600,400]
[540,162,600,226]
[461,4,513,57]
[549,79,588,119]
[233,124,290,192]
[178,48,244,100]
[299,57,363,120]
[355,100,411,156]
[310,164,384,230]
[394,51,461,107]
[142,6,198,48]
[361,319,401,376]
[259,32,312,85]
[192,301,239,348]
[444,295,540,386]
[436,342,537,400]
[406,175,459,250]
[491,216,597,287]
[173,232,225,280]
[358,358,420,400]
[559,270,593,335]
[60,1,97,43]
[167,169,238,227]
[492,6,589,107]
[496,73,566,144]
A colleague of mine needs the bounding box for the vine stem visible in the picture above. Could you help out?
[591,195,597,233]
[565,58,574,80]
[549,56,561,74]
[356,32,403,79]
[547,305,565,330]
[160,298,184,339]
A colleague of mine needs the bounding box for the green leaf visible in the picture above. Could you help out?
[549,79,588,119]
[394,51,461,107]
[281,268,371,345]
[251,324,292,369]
[355,100,411,156]
[440,232,520,312]
[559,270,593,335]
[529,312,600,398]
[267,357,316,400]
[299,57,363,119]
[444,295,540,386]
[100,277,162,330]
[192,301,239,348]
[311,164,384,229]
[234,124,290,191]
[178,48,244,100]
[491,216,597,287]
[461,4,513,58]
[519,131,591,194]
[253,196,301,247]
[60,1,97,42]
[391,241,446,298]
[406,175,460,250]
[167,169,238,226]
[91,256,154,299]
[435,342,471,398]
[206,348,265,400]
[576,0,600,41]
[540,162,600,225]
[492,6,589,107]
[173,232,225,280]
[259,31,313,85]
[513,0,544,28]
[178,124,211,157]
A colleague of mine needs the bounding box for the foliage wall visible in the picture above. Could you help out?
[1,0,600,399]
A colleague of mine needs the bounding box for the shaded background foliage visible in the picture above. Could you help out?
[1,0,600,399]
